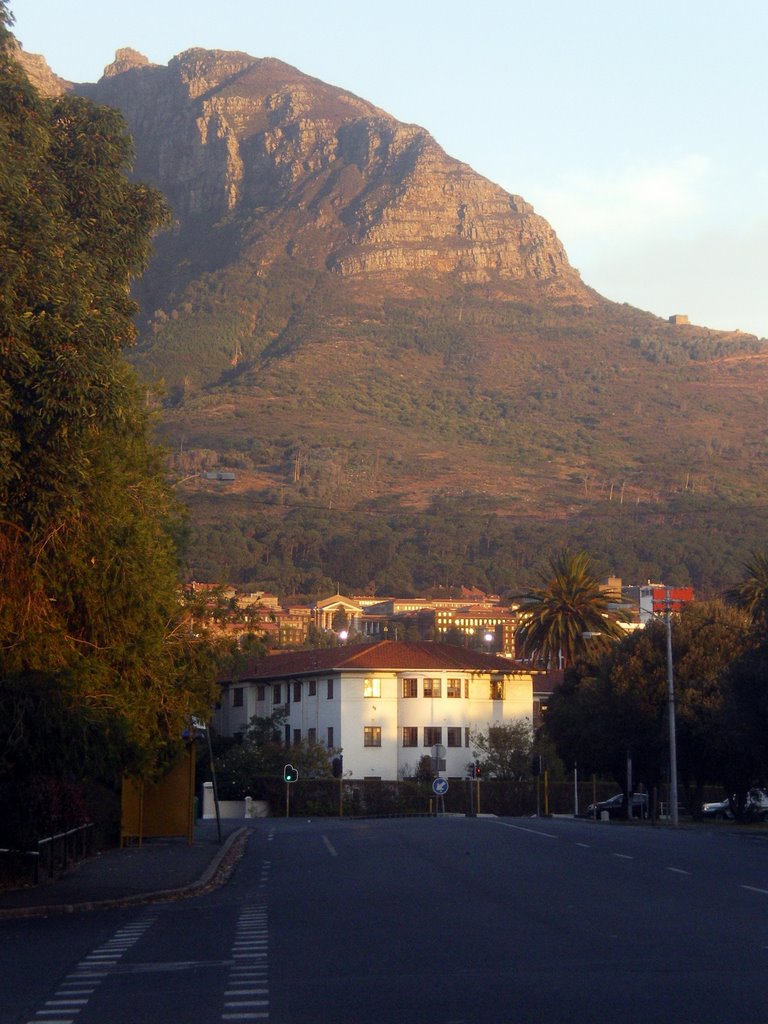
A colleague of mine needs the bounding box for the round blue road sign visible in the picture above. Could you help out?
[432,778,449,796]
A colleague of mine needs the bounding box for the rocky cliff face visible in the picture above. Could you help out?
[12,41,71,97]
[62,47,583,292]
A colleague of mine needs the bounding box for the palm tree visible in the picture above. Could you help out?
[726,551,768,626]
[513,549,624,668]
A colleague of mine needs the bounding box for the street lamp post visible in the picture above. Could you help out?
[665,587,679,827]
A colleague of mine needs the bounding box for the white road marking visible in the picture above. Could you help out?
[741,884,768,895]
[667,867,691,875]
[323,835,338,857]
[494,821,559,839]
[25,913,157,1024]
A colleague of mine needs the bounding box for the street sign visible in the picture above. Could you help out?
[432,778,449,796]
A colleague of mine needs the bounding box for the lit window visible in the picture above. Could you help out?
[447,678,461,698]
[490,679,505,700]
[364,726,382,747]
[423,678,441,698]
[364,678,381,698]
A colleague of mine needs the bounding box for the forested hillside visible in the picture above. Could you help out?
[19,42,767,595]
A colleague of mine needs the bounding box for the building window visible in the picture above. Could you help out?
[403,677,417,698]
[364,677,381,698]
[465,727,471,747]
[424,726,442,747]
[293,728,301,745]
[256,684,266,702]
[423,678,441,698]
[447,727,462,747]
[293,682,302,702]
[327,679,334,699]
[273,684,282,704]
[402,726,418,747]
[308,728,317,744]
[490,678,504,700]
[364,726,382,747]
[309,680,317,697]
[327,726,334,748]
[232,687,244,708]
[447,678,461,698]
[464,680,469,698]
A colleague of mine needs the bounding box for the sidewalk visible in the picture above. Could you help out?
[0,819,250,919]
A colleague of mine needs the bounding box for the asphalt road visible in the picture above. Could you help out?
[3,816,768,1023]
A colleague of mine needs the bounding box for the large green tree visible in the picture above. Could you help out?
[0,6,218,786]
[545,601,751,812]
[514,549,624,668]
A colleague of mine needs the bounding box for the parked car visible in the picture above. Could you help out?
[701,796,733,820]
[702,789,768,821]
[584,792,649,819]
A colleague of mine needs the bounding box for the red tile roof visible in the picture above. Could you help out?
[228,640,529,681]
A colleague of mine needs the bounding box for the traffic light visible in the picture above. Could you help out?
[283,764,299,783]
[475,763,482,778]
[332,755,343,778]
[467,761,475,778]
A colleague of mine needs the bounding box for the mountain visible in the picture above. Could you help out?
[15,45,768,593]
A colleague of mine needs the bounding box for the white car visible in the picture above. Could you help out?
[702,789,768,821]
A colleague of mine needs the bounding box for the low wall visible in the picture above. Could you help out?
[201,783,269,819]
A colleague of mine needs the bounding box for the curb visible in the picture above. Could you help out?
[0,827,249,920]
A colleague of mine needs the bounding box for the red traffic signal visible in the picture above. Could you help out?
[474,763,482,778]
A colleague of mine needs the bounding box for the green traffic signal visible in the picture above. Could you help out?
[284,764,299,783]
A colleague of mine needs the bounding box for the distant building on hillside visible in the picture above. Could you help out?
[668,314,689,325]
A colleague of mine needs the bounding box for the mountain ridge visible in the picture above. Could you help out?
[12,43,768,591]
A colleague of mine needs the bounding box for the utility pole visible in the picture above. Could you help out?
[665,588,679,827]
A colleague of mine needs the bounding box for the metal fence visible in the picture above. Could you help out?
[0,823,94,885]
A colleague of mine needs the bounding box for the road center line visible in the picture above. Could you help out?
[322,835,338,857]
[741,884,768,895]
[494,822,559,839]
[666,867,691,875]
[614,853,633,860]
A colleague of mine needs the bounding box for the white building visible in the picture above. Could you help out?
[215,640,534,780]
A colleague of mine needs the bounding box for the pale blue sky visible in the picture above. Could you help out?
[10,0,768,337]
